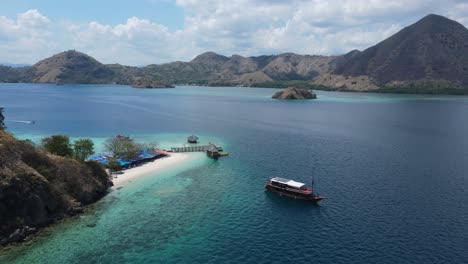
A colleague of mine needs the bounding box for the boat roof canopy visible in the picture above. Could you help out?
[271,177,305,189]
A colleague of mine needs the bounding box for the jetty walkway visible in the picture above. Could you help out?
[170,144,223,153]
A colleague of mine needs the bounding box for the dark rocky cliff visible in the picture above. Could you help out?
[0,130,112,245]
[0,108,4,129]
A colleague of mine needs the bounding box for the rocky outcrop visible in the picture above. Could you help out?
[132,78,174,88]
[272,87,317,100]
[190,52,230,70]
[0,130,112,246]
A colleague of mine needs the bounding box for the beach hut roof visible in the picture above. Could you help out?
[206,144,219,152]
[188,135,199,140]
[118,160,132,166]
[116,135,131,140]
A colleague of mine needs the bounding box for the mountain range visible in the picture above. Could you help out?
[0,14,467,94]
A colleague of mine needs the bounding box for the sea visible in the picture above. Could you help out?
[0,83,467,264]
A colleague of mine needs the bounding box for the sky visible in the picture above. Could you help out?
[0,0,467,65]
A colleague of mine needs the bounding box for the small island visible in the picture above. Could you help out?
[272,87,317,100]
[132,78,174,89]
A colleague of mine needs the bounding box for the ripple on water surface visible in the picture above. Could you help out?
[1,84,467,264]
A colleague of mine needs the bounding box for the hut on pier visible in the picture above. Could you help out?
[116,135,131,140]
[187,135,199,144]
[206,144,220,159]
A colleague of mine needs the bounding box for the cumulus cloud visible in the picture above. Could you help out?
[1,1,468,65]
[170,0,435,57]
[446,2,468,26]
[67,17,182,65]
[0,9,59,63]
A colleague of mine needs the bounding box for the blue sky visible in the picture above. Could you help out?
[0,0,467,65]
[1,0,185,30]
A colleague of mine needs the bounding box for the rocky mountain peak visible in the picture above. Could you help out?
[34,50,102,68]
[32,50,113,84]
[334,13,468,87]
[190,52,229,65]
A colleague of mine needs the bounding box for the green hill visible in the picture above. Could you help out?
[0,14,467,94]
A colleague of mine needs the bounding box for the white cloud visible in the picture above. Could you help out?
[170,0,422,57]
[1,2,468,65]
[171,0,468,58]
[17,9,50,29]
[0,9,59,63]
[447,2,468,26]
[67,17,179,65]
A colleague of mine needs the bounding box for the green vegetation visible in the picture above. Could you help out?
[0,107,4,130]
[40,135,97,161]
[37,134,157,165]
[140,141,159,151]
[376,87,468,95]
[39,135,157,163]
[251,81,331,90]
[20,139,35,146]
[41,135,73,157]
[0,130,110,245]
[73,139,95,161]
[108,160,122,173]
[379,80,468,95]
[104,137,140,159]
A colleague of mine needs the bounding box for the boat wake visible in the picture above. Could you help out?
[7,120,35,124]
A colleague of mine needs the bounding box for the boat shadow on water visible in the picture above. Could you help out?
[264,191,323,208]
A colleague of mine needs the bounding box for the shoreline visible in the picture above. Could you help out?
[0,153,195,249]
[111,153,192,187]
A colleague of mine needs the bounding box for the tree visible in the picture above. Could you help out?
[139,141,159,152]
[0,107,5,130]
[73,138,95,161]
[42,135,73,157]
[104,137,140,159]
[108,160,122,173]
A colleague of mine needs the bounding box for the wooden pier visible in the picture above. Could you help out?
[170,144,223,153]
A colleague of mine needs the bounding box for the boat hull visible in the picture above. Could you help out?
[265,184,325,202]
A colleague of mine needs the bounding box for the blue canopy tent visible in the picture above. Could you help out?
[87,148,167,168]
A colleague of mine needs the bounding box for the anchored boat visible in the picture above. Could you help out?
[265,177,325,202]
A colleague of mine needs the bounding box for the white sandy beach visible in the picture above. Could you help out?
[112,153,192,187]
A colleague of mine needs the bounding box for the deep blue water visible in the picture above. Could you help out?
[0,83,467,263]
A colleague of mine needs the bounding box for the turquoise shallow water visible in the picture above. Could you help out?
[1,84,468,263]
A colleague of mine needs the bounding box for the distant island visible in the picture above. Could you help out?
[272,87,317,100]
[0,14,467,94]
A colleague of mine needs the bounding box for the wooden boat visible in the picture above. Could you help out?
[265,177,325,202]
